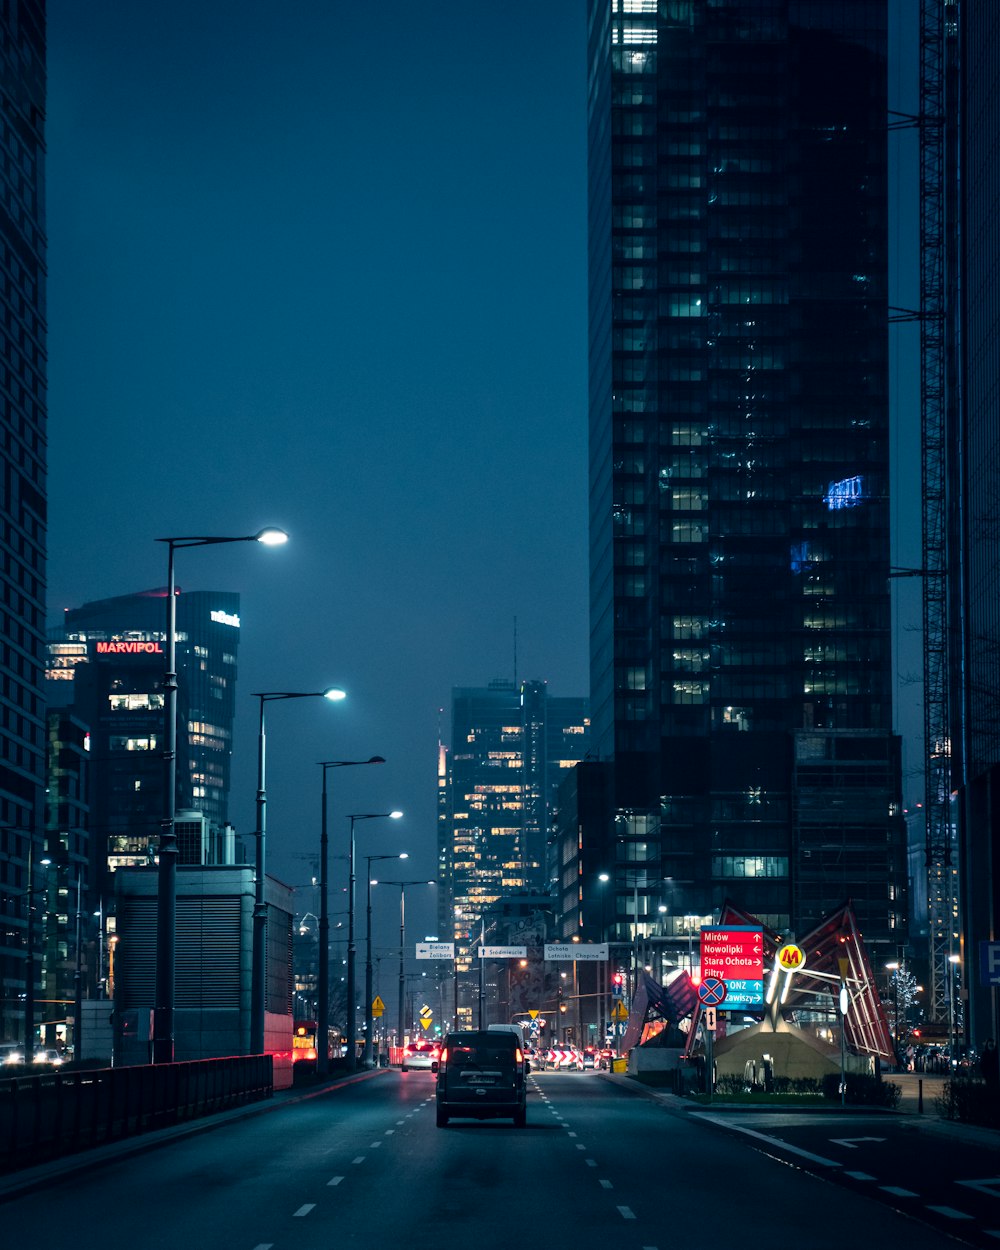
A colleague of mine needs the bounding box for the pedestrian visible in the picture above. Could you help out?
[980,1038,999,1088]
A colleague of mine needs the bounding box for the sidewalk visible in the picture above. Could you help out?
[597,1068,1000,1148]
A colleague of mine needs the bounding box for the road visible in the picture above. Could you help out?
[0,1070,976,1248]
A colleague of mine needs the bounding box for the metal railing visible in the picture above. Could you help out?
[0,1055,272,1174]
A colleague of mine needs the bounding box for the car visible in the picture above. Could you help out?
[0,1043,23,1066]
[401,1041,439,1072]
[432,1029,529,1127]
[33,1048,64,1066]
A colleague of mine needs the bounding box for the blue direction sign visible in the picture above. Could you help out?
[721,978,765,1008]
[697,976,728,1007]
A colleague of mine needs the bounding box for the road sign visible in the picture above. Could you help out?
[981,942,1000,986]
[544,943,609,961]
[700,925,765,1008]
[478,945,527,958]
[415,942,454,960]
[419,1006,433,1026]
[372,996,385,1018]
[703,1007,717,1031]
[528,1009,539,1019]
[611,1001,629,1020]
[697,976,728,1007]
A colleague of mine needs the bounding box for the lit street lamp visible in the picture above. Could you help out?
[885,960,900,1061]
[251,686,346,1056]
[153,527,287,1065]
[345,813,403,1070]
[316,758,387,1076]
[364,852,408,1067]
[373,878,436,1051]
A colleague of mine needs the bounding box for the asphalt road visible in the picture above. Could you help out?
[0,1071,968,1249]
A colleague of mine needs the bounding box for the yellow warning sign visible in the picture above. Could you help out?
[611,1001,628,1021]
[372,996,385,1018]
[528,1009,539,1019]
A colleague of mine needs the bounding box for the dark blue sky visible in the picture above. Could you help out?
[45,2,591,951]
[44,2,925,963]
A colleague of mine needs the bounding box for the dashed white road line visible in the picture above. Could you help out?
[844,1171,875,1181]
[617,1206,636,1220]
[385,1129,395,1135]
[568,1131,578,1138]
[292,1205,315,1218]
[880,1186,918,1198]
[926,1206,973,1220]
[599,1179,613,1189]
[585,1159,597,1167]
[252,1244,273,1249]
[352,1156,365,1164]
[371,1141,382,1148]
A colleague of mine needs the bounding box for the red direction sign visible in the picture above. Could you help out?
[700,926,764,981]
[697,977,728,1007]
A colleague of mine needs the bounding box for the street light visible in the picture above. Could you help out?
[317,759,387,1076]
[948,953,962,1065]
[153,527,288,1064]
[345,813,403,1070]
[364,852,408,1067]
[373,879,435,1050]
[251,686,346,1056]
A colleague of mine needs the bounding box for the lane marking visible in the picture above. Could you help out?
[353,1156,366,1164]
[957,1178,1000,1198]
[617,1206,636,1220]
[585,1159,597,1167]
[844,1172,876,1181]
[926,1206,973,1220]
[252,1245,273,1249]
[984,1232,1000,1240]
[694,1116,840,1168]
[599,1179,613,1189]
[881,1186,918,1198]
[292,1205,315,1217]
[385,1129,395,1135]
[576,1144,586,1151]
[568,1131,578,1138]
[328,1176,344,1187]
[371,1142,382,1148]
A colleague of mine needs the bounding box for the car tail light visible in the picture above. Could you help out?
[515,1047,523,1064]
[439,1047,448,1065]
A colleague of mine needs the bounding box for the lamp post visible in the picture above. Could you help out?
[948,953,962,1066]
[344,813,403,1070]
[375,879,435,1050]
[317,760,387,1076]
[364,852,408,1067]
[885,960,900,1062]
[251,686,346,1056]
[153,527,288,1065]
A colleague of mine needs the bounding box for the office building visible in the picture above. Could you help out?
[46,588,243,899]
[0,0,46,1046]
[586,0,905,958]
[954,1,1000,1046]
[438,680,590,1001]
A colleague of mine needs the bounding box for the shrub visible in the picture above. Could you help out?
[937,1077,1000,1127]
[821,1072,901,1108]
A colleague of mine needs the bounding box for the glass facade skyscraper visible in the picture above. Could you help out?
[0,0,46,1046]
[47,588,242,900]
[587,0,904,953]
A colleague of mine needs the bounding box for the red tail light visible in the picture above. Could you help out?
[516,1047,523,1064]
[439,1047,449,1065]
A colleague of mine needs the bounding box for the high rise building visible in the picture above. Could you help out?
[0,0,47,1047]
[953,0,1000,1046]
[586,0,905,959]
[46,588,243,899]
[438,679,590,994]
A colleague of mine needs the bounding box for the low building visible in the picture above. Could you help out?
[113,865,295,1087]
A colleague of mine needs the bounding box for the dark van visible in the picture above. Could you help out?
[432,1029,529,1127]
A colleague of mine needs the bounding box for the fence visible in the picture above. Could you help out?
[0,1054,272,1174]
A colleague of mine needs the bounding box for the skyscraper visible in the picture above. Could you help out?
[587,0,904,957]
[953,0,1000,1046]
[0,0,46,1047]
[47,588,243,899]
[438,679,590,1010]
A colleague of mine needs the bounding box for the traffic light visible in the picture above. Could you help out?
[611,971,624,998]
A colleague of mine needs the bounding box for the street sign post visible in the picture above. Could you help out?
[544,943,609,961]
[700,926,765,1007]
[372,995,385,1019]
[415,942,455,960]
[478,945,527,959]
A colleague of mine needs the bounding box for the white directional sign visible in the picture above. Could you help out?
[543,943,609,962]
[415,942,455,960]
[478,945,528,959]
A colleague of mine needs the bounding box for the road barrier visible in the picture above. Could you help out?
[0,1054,272,1174]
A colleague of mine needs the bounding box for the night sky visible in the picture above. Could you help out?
[43,2,924,968]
